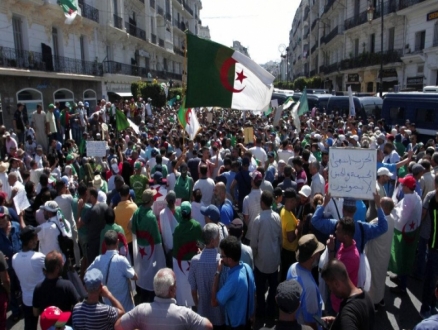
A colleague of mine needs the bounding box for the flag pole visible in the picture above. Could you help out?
[182,32,188,147]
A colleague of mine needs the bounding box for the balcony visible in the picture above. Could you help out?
[173,20,186,31]
[0,46,103,75]
[373,1,398,19]
[310,43,317,54]
[165,12,171,21]
[340,49,403,70]
[173,46,184,56]
[104,60,144,76]
[150,0,155,9]
[151,34,157,44]
[183,2,194,16]
[324,26,343,44]
[303,6,310,21]
[113,14,123,29]
[157,5,164,16]
[311,19,318,31]
[125,22,146,41]
[324,0,336,13]
[158,38,165,47]
[303,27,310,40]
[320,62,340,74]
[78,2,99,23]
[344,10,368,31]
[399,0,427,10]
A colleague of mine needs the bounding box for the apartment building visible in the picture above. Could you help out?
[0,0,205,127]
[288,0,438,93]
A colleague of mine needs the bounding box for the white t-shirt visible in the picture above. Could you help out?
[249,146,267,167]
[12,251,45,306]
[193,178,215,206]
[38,219,62,257]
[242,189,262,239]
[54,194,75,228]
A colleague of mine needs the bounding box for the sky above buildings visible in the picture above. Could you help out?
[201,0,300,64]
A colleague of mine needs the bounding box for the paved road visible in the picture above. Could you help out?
[7,271,425,330]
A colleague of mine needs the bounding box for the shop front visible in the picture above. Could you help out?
[406,76,424,91]
[346,73,361,92]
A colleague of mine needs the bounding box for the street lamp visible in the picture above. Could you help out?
[367,2,384,98]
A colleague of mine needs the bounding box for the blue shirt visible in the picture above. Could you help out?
[219,199,234,226]
[0,222,21,267]
[286,263,323,326]
[222,171,236,197]
[353,200,367,222]
[413,314,438,330]
[217,262,255,327]
[111,189,135,207]
[311,205,388,253]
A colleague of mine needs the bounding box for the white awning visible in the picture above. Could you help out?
[111,92,133,97]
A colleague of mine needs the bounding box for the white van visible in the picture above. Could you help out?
[423,86,438,93]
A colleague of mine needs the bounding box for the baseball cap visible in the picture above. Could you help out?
[151,149,159,157]
[298,185,311,198]
[276,279,303,314]
[142,189,157,204]
[60,176,69,187]
[343,198,356,208]
[153,171,163,183]
[251,171,263,183]
[377,167,391,177]
[40,201,60,213]
[200,205,220,223]
[40,306,71,330]
[48,104,54,109]
[166,190,176,203]
[412,163,425,175]
[296,234,325,263]
[273,187,284,197]
[180,201,192,216]
[19,225,41,243]
[398,175,416,190]
[66,154,75,162]
[134,161,142,170]
[83,268,103,291]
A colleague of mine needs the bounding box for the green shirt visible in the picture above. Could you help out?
[151,164,168,178]
[174,174,194,202]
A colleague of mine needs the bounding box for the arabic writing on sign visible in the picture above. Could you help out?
[328,148,377,200]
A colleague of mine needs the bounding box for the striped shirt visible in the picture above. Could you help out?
[72,301,118,330]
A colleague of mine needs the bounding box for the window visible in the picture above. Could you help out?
[113,0,118,15]
[388,27,395,51]
[151,16,155,34]
[434,22,438,47]
[416,108,434,123]
[163,58,168,72]
[389,107,404,120]
[165,0,170,14]
[79,35,85,61]
[12,16,23,52]
[145,57,150,69]
[354,0,360,18]
[418,65,424,74]
[83,89,97,110]
[53,89,74,110]
[17,88,43,119]
[52,27,60,58]
[354,39,359,57]
[370,34,375,53]
[106,45,113,61]
[415,31,426,51]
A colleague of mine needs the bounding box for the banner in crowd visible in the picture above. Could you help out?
[185,33,274,111]
[86,141,107,157]
[328,148,377,200]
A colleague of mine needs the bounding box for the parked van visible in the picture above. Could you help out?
[381,93,438,137]
[325,96,371,122]
[423,86,438,93]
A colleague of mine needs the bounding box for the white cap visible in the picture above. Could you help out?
[377,167,391,177]
[298,185,311,198]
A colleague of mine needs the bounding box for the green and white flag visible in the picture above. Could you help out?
[177,98,201,141]
[59,0,78,25]
[298,87,309,116]
[186,33,274,111]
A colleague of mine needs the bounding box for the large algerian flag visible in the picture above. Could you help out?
[282,96,294,110]
[185,33,274,111]
[59,0,78,25]
[177,98,200,141]
[132,206,166,291]
[116,109,130,131]
[292,102,301,131]
[298,87,309,116]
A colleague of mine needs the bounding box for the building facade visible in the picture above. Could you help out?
[0,0,206,127]
[288,0,438,93]
[231,40,250,58]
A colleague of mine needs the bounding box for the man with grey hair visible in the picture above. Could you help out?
[188,223,224,328]
[114,268,212,330]
[309,161,325,199]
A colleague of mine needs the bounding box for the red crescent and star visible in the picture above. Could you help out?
[185,108,192,126]
[219,58,247,93]
[401,222,417,244]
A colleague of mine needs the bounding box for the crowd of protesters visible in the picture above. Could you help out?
[0,96,437,330]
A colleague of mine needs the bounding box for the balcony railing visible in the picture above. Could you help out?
[113,14,123,29]
[303,6,310,21]
[125,22,146,41]
[324,26,343,44]
[151,34,157,44]
[150,0,155,9]
[344,10,368,30]
[173,20,186,31]
[158,38,165,47]
[173,46,184,56]
[340,49,403,70]
[157,5,164,16]
[311,19,318,31]
[183,2,193,15]
[0,47,103,75]
[104,61,144,76]
[324,0,336,13]
[79,2,99,23]
[373,1,398,19]
[165,12,171,21]
[399,0,426,10]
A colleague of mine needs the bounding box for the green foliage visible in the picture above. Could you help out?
[131,82,166,107]
[274,75,323,91]
[168,88,183,100]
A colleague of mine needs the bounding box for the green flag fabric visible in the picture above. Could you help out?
[116,109,130,131]
[298,87,309,116]
[185,33,274,111]
[59,0,78,24]
[264,107,273,116]
[177,98,200,141]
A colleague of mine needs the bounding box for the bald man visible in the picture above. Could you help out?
[213,182,234,226]
[365,197,395,309]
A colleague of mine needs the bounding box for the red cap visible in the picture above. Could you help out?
[398,175,416,191]
[40,306,71,330]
